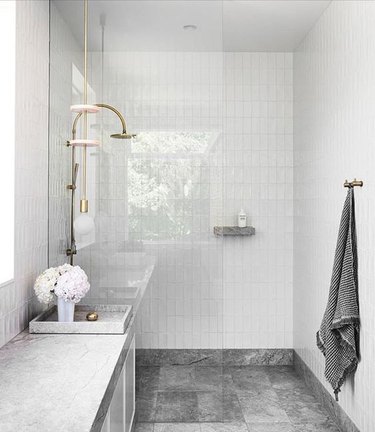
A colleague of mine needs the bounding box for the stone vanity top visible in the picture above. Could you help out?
[0,326,133,432]
[0,256,154,431]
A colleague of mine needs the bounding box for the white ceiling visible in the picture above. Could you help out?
[223,1,331,51]
[54,0,331,52]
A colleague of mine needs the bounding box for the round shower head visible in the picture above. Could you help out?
[110,132,136,139]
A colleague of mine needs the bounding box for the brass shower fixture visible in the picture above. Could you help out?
[65,0,135,263]
[68,103,136,144]
[66,103,136,262]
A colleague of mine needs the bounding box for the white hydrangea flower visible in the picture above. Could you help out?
[58,263,73,275]
[34,267,59,305]
[54,265,90,303]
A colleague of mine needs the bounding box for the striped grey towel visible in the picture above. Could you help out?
[317,187,360,401]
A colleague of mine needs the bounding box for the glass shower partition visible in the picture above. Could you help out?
[88,51,225,351]
[49,0,225,421]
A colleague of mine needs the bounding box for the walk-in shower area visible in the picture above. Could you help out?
[0,1,374,431]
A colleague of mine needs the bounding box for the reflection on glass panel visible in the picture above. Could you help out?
[127,132,220,240]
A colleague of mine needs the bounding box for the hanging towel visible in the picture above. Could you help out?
[317,187,360,401]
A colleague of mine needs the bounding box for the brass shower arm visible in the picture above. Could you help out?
[95,103,128,134]
[71,103,128,140]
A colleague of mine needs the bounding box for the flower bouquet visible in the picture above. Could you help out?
[34,264,90,322]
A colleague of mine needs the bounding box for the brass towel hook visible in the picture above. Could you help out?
[344,178,363,188]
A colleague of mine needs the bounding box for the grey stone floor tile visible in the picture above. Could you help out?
[159,366,196,392]
[154,423,201,432]
[135,423,155,432]
[237,388,289,423]
[293,420,341,432]
[223,349,292,366]
[137,367,161,394]
[229,367,272,392]
[201,422,249,432]
[265,366,294,376]
[197,391,245,422]
[283,402,332,425]
[247,422,294,432]
[137,392,158,422]
[266,367,307,391]
[137,349,223,367]
[195,367,235,393]
[155,391,199,422]
[275,387,318,406]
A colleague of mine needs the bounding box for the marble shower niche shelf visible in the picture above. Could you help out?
[29,304,132,334]
[214,226,256,236]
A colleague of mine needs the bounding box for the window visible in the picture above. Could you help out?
[127,131,219,240]
[0,1,15,284]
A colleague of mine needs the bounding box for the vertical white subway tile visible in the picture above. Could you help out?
[1,1,49,349]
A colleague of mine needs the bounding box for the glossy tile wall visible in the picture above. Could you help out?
[48,2,82,268]
[0,1,49,349]
[223,52,293,349]
[294,1,375,430]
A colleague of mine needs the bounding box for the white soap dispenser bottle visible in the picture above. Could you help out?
[238,209,247,228]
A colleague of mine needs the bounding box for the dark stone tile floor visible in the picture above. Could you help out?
[135,365,342,432]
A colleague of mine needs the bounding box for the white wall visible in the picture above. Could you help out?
[0,1,49,348]
[223,52,293,349]
[89,51,293,349]
[294,1,375,430]
[49,2,82,268]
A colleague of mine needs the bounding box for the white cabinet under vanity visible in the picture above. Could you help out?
[101,336,135,432]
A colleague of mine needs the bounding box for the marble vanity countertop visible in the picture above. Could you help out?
[0,325,134,432]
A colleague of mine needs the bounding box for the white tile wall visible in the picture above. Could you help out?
[0,1,49,349]
[294,1,375,430]
[223,52,293,349]
[49,2,82,268]
[85,51,293,349]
